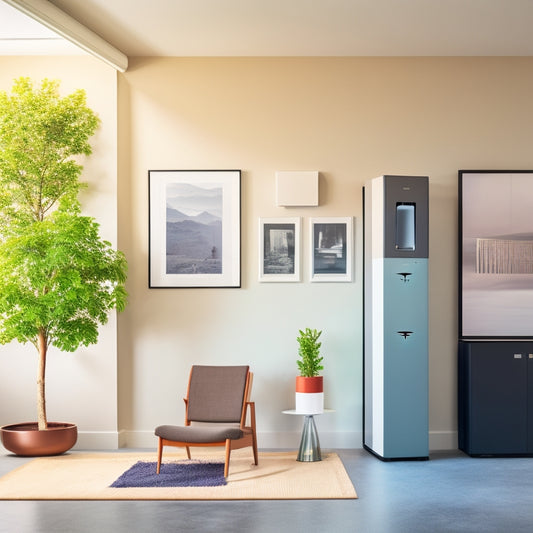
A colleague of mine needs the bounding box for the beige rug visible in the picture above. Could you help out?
[0,450,357,500]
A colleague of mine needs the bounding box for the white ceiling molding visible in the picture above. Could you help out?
[3,0,128,71]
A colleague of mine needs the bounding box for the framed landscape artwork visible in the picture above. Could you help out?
[149,170,241,288]
[459,170,533,337]
[309,217,353,282]
[259,217,301,282]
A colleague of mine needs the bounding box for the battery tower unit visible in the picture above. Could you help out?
[363,175,429,460]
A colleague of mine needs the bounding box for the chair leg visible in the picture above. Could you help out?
[249,402,258,465]
[224,440,231,478]
[156,437,163,474]
[252,431,259,465]
[185,446,191,459]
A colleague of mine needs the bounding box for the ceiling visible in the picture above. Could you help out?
[0,1,83,54]
[2,0,533,58]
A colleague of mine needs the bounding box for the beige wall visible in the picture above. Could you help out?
[117,57,533,449]
[1,55,532,451]
[0,56,119,449]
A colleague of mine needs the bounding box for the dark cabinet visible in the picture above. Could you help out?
[458,341,533,456]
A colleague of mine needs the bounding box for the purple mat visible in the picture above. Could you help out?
[110,461,227,488]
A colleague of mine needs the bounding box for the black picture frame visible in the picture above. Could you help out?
[149,170,241,288]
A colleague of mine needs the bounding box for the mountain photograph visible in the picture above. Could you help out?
[165,183,223,274]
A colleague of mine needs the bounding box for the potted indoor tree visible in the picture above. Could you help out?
[0,77,127,456]
[295,328,324,414]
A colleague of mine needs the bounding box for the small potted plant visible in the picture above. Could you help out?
[295,328,324,414]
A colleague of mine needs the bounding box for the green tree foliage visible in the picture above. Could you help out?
[0,78,127,430]
[296,328,323,377]
[0,77,99,229]
[0,209,127,351]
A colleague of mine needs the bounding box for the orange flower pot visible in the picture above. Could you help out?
[296,376,323,393]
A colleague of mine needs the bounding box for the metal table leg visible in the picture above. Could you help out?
[297,415,322,462]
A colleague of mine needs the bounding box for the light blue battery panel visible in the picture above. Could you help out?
[382,258,429,458]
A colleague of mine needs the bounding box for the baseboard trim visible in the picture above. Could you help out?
[48,429,458,452]
[74,431,120,450]
[118,430,363,450]
[429,430,457,451]
[119,430,155,449]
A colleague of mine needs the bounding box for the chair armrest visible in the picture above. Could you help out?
[242,401,256,429]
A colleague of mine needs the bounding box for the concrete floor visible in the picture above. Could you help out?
[1,448,533,533]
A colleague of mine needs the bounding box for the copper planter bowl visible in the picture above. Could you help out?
[0,422,77,456]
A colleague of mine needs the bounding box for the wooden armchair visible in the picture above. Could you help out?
[155,365,258,477]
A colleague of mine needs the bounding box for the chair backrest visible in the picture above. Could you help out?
[186,365,250,423]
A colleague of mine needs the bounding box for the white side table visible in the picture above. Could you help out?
[282,409,334,462]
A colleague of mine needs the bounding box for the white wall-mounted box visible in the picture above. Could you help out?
[276,171,319,206]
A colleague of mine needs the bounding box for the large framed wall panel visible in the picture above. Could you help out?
[459,170,533,338]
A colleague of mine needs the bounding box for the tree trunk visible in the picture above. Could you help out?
[37,329,48,431]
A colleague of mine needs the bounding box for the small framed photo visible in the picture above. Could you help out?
[259,217,301,282]
[149,170,241,288]
[310,217,353,282]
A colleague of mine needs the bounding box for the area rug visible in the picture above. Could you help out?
[0,450,357,500]
[110,460,227,488]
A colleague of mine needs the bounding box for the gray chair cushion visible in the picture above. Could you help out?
[187,365,249,423]
[155,424,244,443]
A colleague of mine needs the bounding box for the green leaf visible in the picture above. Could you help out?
[296,328,323,377]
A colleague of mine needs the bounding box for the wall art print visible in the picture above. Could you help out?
[310,217,353,282]
[459,170,533,337]
[258,217,301,282]
[149,170,240,288]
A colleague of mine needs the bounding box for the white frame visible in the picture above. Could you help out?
[149,170,240,288]
[309,217,353,282]
[259,217,301,282]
